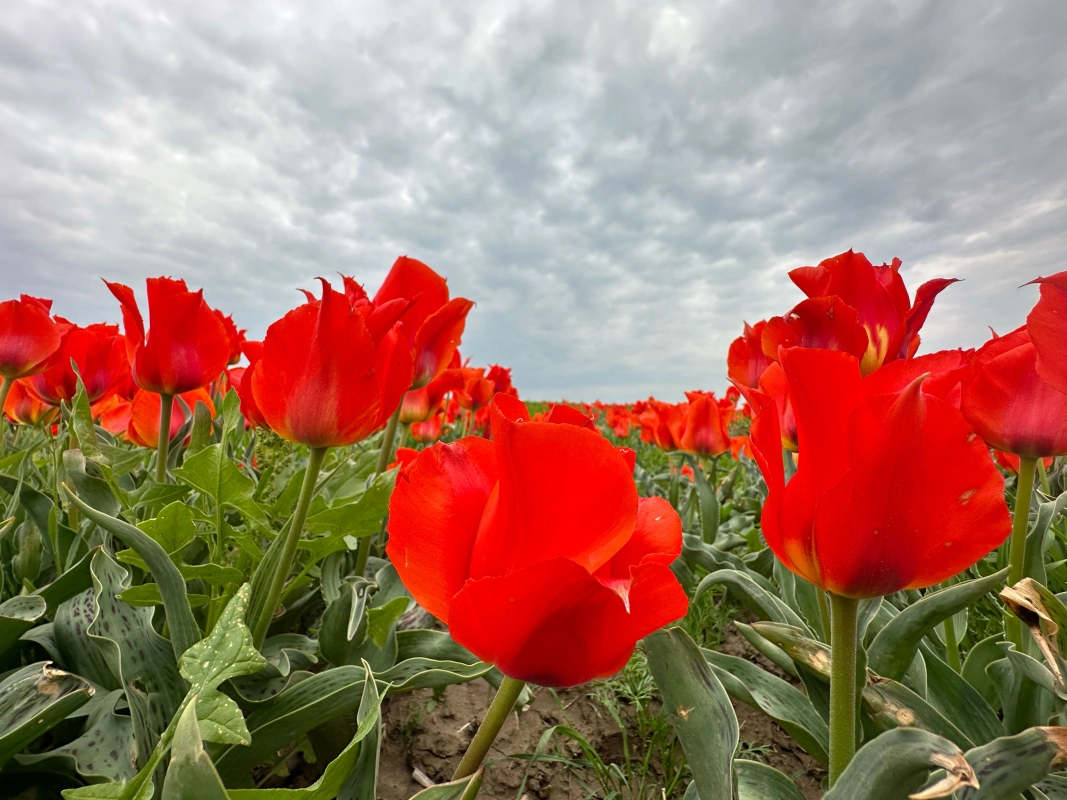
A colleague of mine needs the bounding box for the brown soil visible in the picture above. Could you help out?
[376,621,826,800]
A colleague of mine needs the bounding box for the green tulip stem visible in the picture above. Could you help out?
[453,676,526,780]
[1038,459,1051,496]
[354,406,402,579]
[0,375,12,418]
[251,445,327,648]
[1007,455,1038,649]
[155,393,173,483]
[828,592,859,786]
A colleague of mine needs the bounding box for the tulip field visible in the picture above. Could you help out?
[2,254,1067,800]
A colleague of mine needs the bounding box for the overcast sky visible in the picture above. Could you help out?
[1,1,1064,401]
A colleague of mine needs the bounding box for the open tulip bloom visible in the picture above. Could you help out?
[742,346,1011,782]
[0,295,64,411]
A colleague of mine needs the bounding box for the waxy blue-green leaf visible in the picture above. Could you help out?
[988,651,1056,735]
[864,676,974,751]
[960,634,1005,710]
[867,568,1008,681]
[405,771,484,800]
[160,699,231,800]
[319,577,371,667]
[822,728,974,800]
[0,594,47,660]
[0,662,95,769]
[63,450,120,517]
[645,627,737,800]
[697,569,811,634]
[735,759,807,800]
[61,486,200,657]
[921,647,1004,746]
[956,727,1067,799]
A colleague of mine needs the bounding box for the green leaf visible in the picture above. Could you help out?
[377,658,492,693]
[867,568,1008,682]
[138,502,198,555]
[179,583,266,698]
[186,401,215,456]
[61,486,201,658]
[319,578,370,667]
[645,626,737,800]
[300,471,396,561]
[989,648,1057,734]
[404,771,484,800]
[366,595,410,649]
[735,759,807,800]
[120,584,209,608]
[160,699,232,800]
[174,444,267,523]
[921,647,1004,746]
[703,648,828,764]
[960,634,1005,710]
[0,594,47,660]
[688,455,719,544]
[697,569,811,634]
[69,373,104,462]
[822,728,974,800]
[63,450,119,517]
[63,780,154,800]
[864,675,974,751]
[214,665,369,787]
[18,688,136,782]
[228,668,385,800]
[33,546,97,616]
[957,727,1067,799]
[0,662,95,769]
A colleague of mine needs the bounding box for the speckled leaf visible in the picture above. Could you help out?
[19,688,136,782]
[0,662,95,769]
[956,727,1067,799]
[645,626,737,800]
[822,728,974,800]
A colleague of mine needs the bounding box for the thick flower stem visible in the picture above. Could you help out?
[155,393,173,483]
[354,406,402,578]
[1007,455,1037,649]
[1038,459,1052,496]
[251,445,327,648]
[828,593,859,786]
[0,376,12,417]
[453,676,526,780]
[941,594,961,672]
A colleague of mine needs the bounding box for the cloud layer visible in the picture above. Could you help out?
[1,0,1064,400]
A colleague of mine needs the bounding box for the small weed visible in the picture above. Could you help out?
[683,584,736,650]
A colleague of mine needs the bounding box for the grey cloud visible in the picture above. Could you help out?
[0,0,1064,401]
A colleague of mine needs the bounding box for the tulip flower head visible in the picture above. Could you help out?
[106,277,230,395]
[961,326,1067,458]
[1026,270,1067,395]
[373,256,473,388]
[667,391,731,458]
[126,388,215,449]
[727,320,773,389]
[747,347,1010,599]
[28,321,128,406]
[250,278,413,448]
[0,295,64,381]
[4,379,59,426]
[388,394,688,687]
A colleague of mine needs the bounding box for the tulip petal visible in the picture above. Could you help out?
[762,297,870,364]
[469,396,638,578]
[386,437,498,623]
[0,297,63,380]
[813,379,1010,597]
[884,278,958,364]
[412,297,474,387]
[601,496,682,580]
[373,256,450,338]
[863,348,972,408]
[727,320,772,389]
[449,557,688,687]
[1027,272,1067,395]
[374,322,414,427]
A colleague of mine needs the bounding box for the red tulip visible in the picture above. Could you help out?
[399,369,464,424]
[106,277,231,395]
[763,297,870,365]
[387,394,688,687]
[126,388,215,449]
[746,347,1010,598]
[4,379,58,426]
[782,250,956,375]
[637,400,676,450]
[455,368,495,412]
[388,446,420,479]
[1026,271,1067,395]
[727,320,773,389]
[994,450,1054,476]
[411,413,444,443]
[738,362,798,451]
[373,257,473,388]
[862,348,973,408]
[961,326,1067,458]
[0,295,64,380]
[250,278,413,448]
[214,310,247,367]
[667,391,731,458]
[27,321,128,405]
[485,364,518,397]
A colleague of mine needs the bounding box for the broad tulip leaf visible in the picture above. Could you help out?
[687,455,719,544]
[822,728,975,800]
[228,668,384,800]
[703,648,829,764]
[864,676,974,751]
[319,577,371,667]
[1001,577,1067,684]
[0,662,95,769]
[645,626,737,800]
[160,699,231,800]
[960,634,1005,710]
[956,727,1067,799]
[773,559,826,641]
[300,471,396,561]
[33,546,97,616]
[0,594,47,660]
[377,657,492,693]
[18,688,136,782]
[723,621,797,677]
[120,584,209,608]
[735,759,807,800]
[921,648,1004,747]
[1025,489,1067,584]
[63,450,119,517]
[697,569,811,634]
[867,568,1008,682]
[61,486,201,657]
[215,664,370,786]
[988,652,1056,735]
